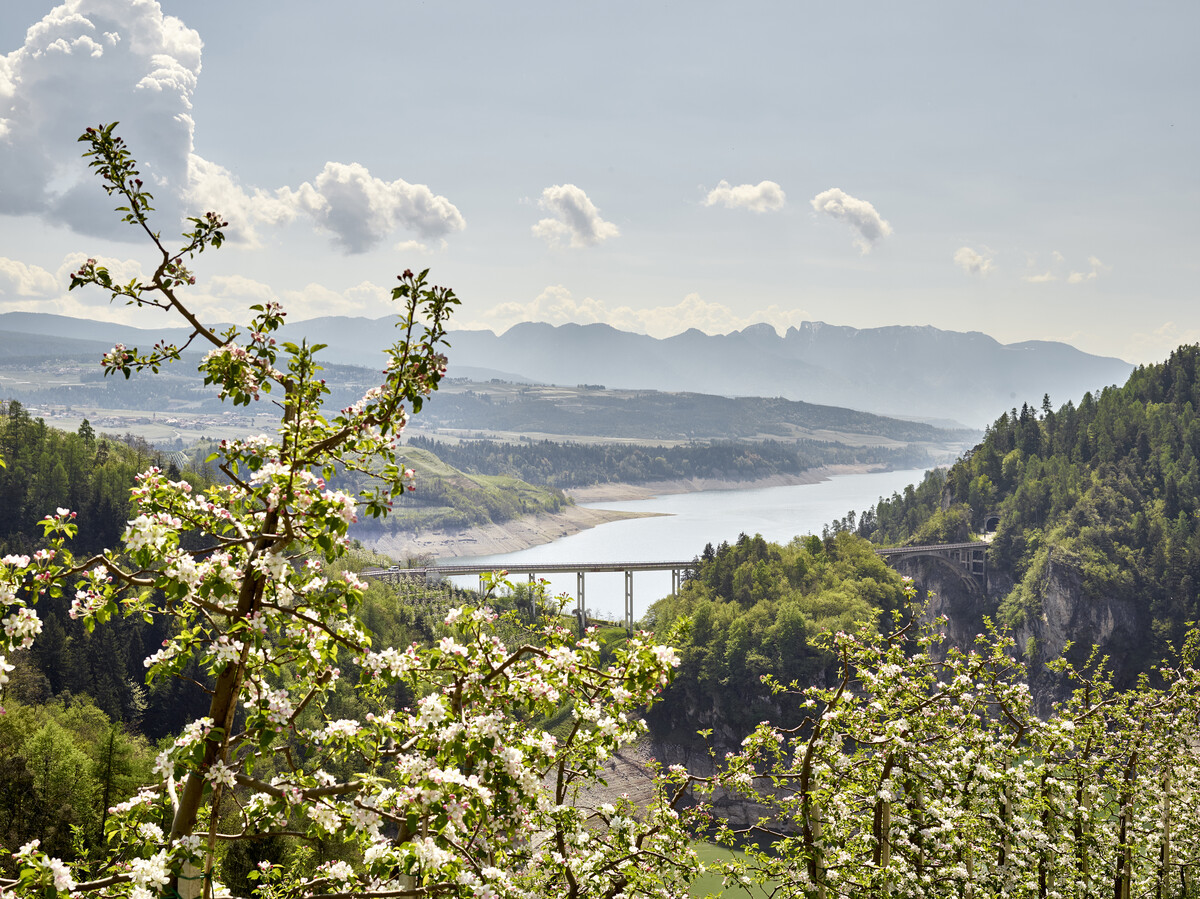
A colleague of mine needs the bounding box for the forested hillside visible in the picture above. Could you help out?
[0,400,204,555]
[418,381,972,442]
[646,531,907,742]
[406,435,921,488]
[856,345,1200,673]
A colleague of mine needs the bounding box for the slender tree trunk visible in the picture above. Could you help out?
[1075,766,1092,898]
[1156,767,1170,899]
[1114,749,1138,899]
[1039,767,1054,899]
[999,759,1012,870]
[872,754,895,873]
[99,728,115,840]
[909,775,926,883]
[808,799,825,899]
[167,510,277,894]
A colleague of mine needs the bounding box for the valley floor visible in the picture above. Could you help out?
[358,464,886,559]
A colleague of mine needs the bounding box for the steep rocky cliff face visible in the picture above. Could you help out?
[640,546,1149,819]
[898,551,1146,706]
[1009,556,1145,693]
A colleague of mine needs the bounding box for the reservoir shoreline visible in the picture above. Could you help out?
[359,464,887,559]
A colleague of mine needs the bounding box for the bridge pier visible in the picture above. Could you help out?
[366,561,694,632]
[624,570,634,631]
[576,571,586,631]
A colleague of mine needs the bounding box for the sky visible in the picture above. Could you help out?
[0,0,1197,364]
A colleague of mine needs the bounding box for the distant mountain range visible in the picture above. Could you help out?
[0,312,1134,427]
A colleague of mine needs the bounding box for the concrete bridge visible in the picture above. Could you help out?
[873,541,987,587]
[363,542,990,629]
[363,561,694,630]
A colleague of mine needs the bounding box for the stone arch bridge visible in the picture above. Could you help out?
[873,541,988,588]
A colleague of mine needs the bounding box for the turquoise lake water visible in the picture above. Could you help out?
[440,467,929,620]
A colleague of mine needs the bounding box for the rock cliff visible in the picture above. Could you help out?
[1009,555,1145,695]
[898,550,1146,707]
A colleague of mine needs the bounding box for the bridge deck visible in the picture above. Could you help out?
[873,541,984,555]
[364,544,991,628]
[873,541,987,586]
[377,561,694,577]
[363,561,695,631]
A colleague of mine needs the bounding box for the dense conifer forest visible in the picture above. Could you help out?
[854,345,1200,671]
[0,400,191,555]
[645,531,908,741]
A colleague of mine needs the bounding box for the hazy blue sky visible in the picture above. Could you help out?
[0,1,1196,363]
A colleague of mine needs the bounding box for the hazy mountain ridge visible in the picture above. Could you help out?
[0,312,1133,426]
[404,319,1131,426]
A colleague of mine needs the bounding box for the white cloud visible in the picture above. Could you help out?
[632,293,810,338]
[1125,322,1200,364]
[810,188,892,253]
[186,157,297,248]
[0,252,155,318]
[462,286,811,339]
[1067,255,1110,284]
[531,185,619,248]
[1024,253,1108,285]
[0,2,466,254]
[474,285,608,330]
[395,239,433,255]
[0,258,58,297]
[0,0,201,233]
[54,253,147,304]
[189,157,464,254]
[953,246,994,277]
[207,275,277,304]
[282,162,465,254]
[0,251,402,324]
[704,180,786,213]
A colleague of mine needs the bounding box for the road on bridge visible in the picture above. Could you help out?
[363,561,695,630]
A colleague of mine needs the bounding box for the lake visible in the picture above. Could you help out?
[439,467,928,620]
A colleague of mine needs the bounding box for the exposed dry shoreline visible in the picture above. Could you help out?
[359,505,663,559]
[359,464,885,560]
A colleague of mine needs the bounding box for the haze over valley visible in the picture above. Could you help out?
[0,309,1132,432]
[2,2,1199,895]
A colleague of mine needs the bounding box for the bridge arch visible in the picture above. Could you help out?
[875,541,987,589]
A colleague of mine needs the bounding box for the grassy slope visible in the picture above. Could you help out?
[358,446,569,533]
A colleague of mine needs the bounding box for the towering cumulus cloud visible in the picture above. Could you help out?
[532,185,620,248]
[0,1,464,251]
[810,187,892,253]
[0,1,201,233]
[703,180,786,213]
